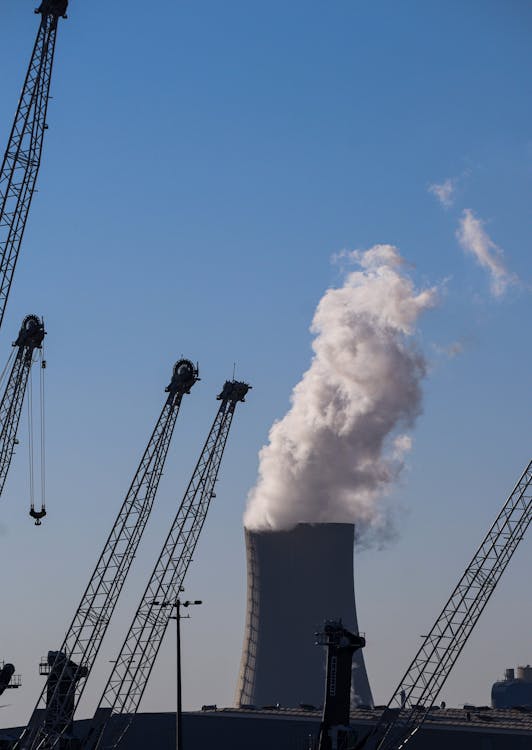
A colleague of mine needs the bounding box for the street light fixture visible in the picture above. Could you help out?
[152,597,202,750]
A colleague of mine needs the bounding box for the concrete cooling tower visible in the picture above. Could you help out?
[235,523,373,709]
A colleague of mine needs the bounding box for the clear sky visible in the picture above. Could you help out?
[0,0,531,729]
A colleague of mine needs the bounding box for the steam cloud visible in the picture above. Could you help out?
[429,178,456,208]
[456,209,516,297]
[244,245,438,541]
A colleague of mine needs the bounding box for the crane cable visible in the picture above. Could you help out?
[27,367,35,513]
[0,349,16,392]
[39,349,46,515]
[27,347,46,525]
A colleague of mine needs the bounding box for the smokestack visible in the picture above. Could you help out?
[235,523,373,709]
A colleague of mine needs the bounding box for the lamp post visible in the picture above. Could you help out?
[152,597,202,749]
[157,598,202,750]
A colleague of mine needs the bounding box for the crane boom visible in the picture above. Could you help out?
[17,359,199,750]
[356,458,532,750]
[0,5,67,330]
[0,314,45,500]
[84,379,251,750]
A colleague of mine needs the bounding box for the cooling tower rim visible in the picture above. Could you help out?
[244,521,356,535]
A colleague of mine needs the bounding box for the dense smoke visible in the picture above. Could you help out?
[244,245,437,541]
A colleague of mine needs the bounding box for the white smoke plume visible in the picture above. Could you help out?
[456,209,516,297]
[244,245,438,541]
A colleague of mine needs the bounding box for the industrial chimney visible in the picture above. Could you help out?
[235,523,373,709]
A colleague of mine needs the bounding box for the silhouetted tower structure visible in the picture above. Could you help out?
[40,652,88,743]
[17,359,199,750]
[0,3,68,330]
[236,523,373,710]
[317,620,366,750]
[84,380,250,750]
[0,314,45,502]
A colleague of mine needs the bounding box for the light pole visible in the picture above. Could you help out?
[152,597,202,750]
[161,598,202,750]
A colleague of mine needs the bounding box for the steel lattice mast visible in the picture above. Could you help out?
[0,3,68,331]
[84,379,250,750]
[18,359,199,750]
[356,458,532,750]
[0,314,45,499]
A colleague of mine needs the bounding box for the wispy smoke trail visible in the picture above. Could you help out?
[456,209,516,297]
[429,178,456,208]
[244,245,438,542]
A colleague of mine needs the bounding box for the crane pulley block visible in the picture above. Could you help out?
[35,1,68,25]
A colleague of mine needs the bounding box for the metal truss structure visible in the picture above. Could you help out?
[0,315,45,500]
[356,458,532,750]
[84,380,250,750]
[0,6,66,330]
[17,360,199,750]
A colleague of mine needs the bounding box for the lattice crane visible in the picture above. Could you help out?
[83,379,251,750]
[0,2,68,331]
[0,314,45,504]
[355,458,532,750]
[17,358,199,750]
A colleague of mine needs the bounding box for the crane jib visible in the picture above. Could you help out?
[83,380,250,750]
[0,12,62,332]
[17,361,199,750]
[353,458,532,750]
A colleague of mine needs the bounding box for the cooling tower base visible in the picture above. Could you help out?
[235,523,373,709]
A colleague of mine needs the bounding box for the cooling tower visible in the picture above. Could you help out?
[235,523,373,709]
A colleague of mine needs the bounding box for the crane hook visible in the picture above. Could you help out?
[29,506,46,526]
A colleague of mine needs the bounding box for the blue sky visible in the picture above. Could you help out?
[0,0,531,727]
